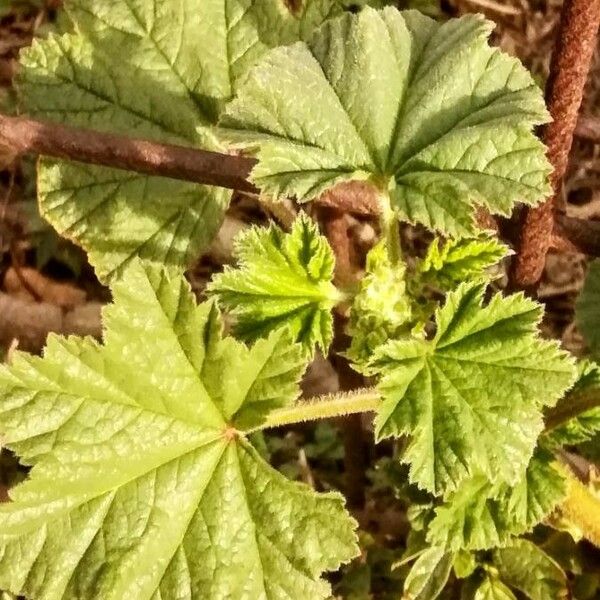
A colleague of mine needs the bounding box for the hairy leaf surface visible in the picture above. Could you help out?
[493,539,568,600]
[369,282,575,494]
[427,449,566,550]
[208,213,341,354]
[402,546,454,600]
[419,236,509,289]
[347,241,414,366]
[0,261,358,600]
[222,7,551,237]
[18,0,363,280]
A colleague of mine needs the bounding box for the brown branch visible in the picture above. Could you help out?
[512,0,600,289]
[0,113,258,194]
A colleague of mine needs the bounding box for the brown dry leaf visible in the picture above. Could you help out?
[3,266,87,308]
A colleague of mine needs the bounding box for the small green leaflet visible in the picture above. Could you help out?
[347,241,414,366]
[577,259,600,359]
[546,360,600,446]
[465,576,516,600]
[0,261,358,600]
[221,7,551,237]
[208,213,342,355]
[402,546,454,600]
[17,0,366,281]
[426,449,566,551]
[419,236,510,289]
[493,539,568,600]
[369,281,575,494]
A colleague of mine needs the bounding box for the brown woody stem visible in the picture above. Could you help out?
[512,0,600,288]
[0,113,258,193]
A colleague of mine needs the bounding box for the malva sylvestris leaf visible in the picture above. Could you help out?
[0,261,358,600]
[221,7,552,237]
[17,0,368,281]
[427,448,566,551]
[208,213,343,355]
[368,281,575,494]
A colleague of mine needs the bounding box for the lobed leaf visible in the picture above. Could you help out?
[419,236,510,289]
[427,449,566,551]
[369,282,575,494]
[18,0,368,281]
[207,213,341,354]
[221,7,551,237]
[0,261,358,600]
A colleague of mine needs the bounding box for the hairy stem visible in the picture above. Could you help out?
[250,388,381,432]
[379,191,402,265]
[512,0,600,288]
[545,389,600,432]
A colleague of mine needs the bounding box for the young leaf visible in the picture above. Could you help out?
[221,7,551,237]
[493,539,568,600]
[369,282,575,494]
[466,576,517,600]
[17,0,364,281]
[546,360,600,446]
[402,546,454,600]
[419,236,510,289]
[0,261,358,600]
[208,213,342,354]
[577,259,600,358]
[347,241,414,366]
[426,449,566,551]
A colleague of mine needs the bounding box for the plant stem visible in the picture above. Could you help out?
[512,0,600,288]
[379,191,402,265]
[545,389,600,432]
[250,388,381,432]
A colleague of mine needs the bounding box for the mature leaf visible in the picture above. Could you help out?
[221,7,551,237]
[347,241,414,366]
[427,449,566,551]
[419,236,509,289]
[208,213,342,354]
[577,259,600,359]
[402,547,454,600]
[18,0,364,280]
[546,360,600,446]
[493,539,568,600]
[0,261,358,600]
[369,282,575,494]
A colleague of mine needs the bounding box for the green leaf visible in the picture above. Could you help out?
[402,546,454,600]
[369,282,575,494]
[577,260,600,358]
[17,0,363,281]
[207,213,341,355]
[419,236,510,289]
[546,360,600,446]
[469,576,516,600]
[427,449,566,551]
[347,241,414,366]
[0,261,358,600]
[493,539,568,600]
[221,8,551,237]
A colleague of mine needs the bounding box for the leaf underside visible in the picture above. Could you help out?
[0,261,358,600]
[221,7,552,237]
[17,0,365,281]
